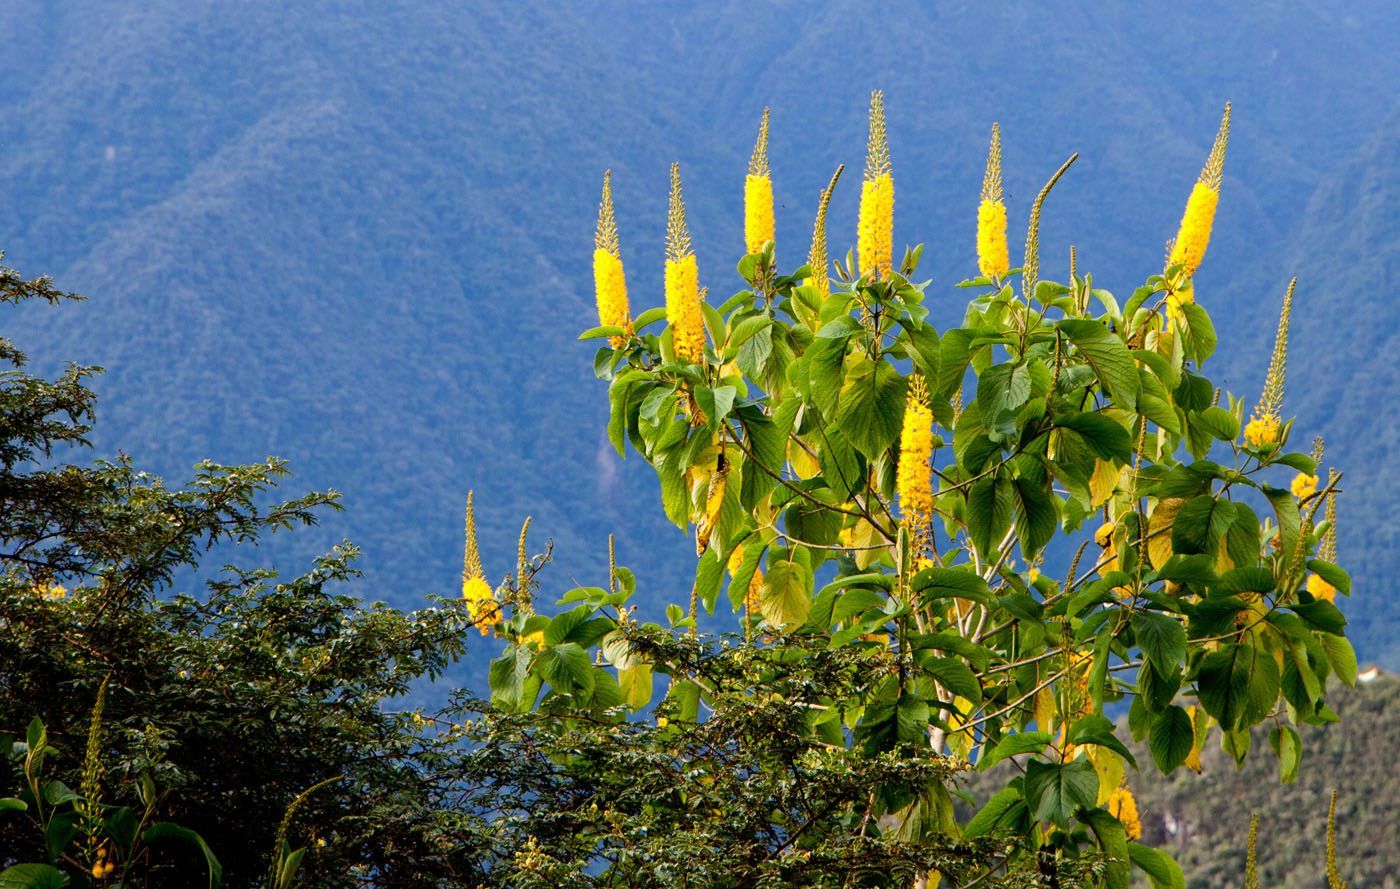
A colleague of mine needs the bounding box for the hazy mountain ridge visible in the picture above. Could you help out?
[1,1,1396,669]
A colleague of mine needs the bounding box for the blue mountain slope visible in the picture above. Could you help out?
[1,1,1396,670]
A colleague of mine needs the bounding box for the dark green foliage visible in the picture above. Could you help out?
[1126,675,1399,888]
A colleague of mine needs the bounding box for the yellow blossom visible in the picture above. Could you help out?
[896,374,934,552]
[1107,784,1142,840]
[1244,416,1281,448]
[744,108,774,254]
[977,123,1010,279]
[37,582,67,600]
[1291,472,1318,500]
[1167,103,1230,278]
[665,163,707,363]
[1306,573,1336,603]
[857,91,894,279]
[593,171,632,348]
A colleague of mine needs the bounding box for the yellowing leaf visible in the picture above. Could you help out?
[1089,458,1121,507]
[1147,497,1186,569]
[787,437,821,479]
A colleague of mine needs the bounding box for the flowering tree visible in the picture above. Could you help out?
[466,91,1360,887]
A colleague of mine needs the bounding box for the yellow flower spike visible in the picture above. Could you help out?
[857,90,894,279]
[806,165,843,299]
[593,171,633,348]
[461,492,502,635]
[744,108,775,255]
[1168,102,1230,278]
[977,123,1010,280]
[896,374,934,557]
[1244,278,1295,448]
[1107,784,1143,841]
[664,163,707,363]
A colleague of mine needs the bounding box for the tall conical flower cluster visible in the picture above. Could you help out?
[462,491,501,635]
[665,163,708,363]
[805,165,843,299]
[977,123,1010,279]
[857,91,895,280]
[1244,278,1294,448]
[896,374,934,554]
[593,171,633,348]
[744,108,775,255]
[1168,103,1230,278]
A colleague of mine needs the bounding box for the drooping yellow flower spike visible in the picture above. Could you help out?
[461,491,502,635]
[977,123,1010,280]
[593,171,633,348]
[665,163,707,363]
[896,374,934,554]
[1168,102,1231,278]
[1107,784,1143,841]
[857,90,894,279]
[1307,469,1340,602]
[744,108,775,255]
[1244,278,1295,448]
[805,165,843,299]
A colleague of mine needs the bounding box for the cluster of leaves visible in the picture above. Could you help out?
[556,119,1357,884]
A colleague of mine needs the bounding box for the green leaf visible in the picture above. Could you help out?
[976,362,1031,427]
[0,798,26,813]
[760,560,813,627]
[967,474,1014,560]
[1170,494,1235,556]
[835,356,906,458]
[1178,302,1217,363]
[535,643,595,695]
[0,865,68,889]
[1066,714,1138,769]
[144,823,223,889]
[1269,725,1302,783]
[1025,757,1100,827]
[1059,319,1140,409]
[1128,842,1186,889]
[1320,634,1358,686]
[1195,406,1239,441]
[1196,643,1279,730]
[1132,611,1187,674]
[978,731,1052,771]
[1082,807,1132,889]
[1307,560,1351,597]
[1293,599,1346,635]
[1011,474,1058,558]
[1056,412,1132,463]
[578,324,626,341]
[923,657,982,704]
[964,785,1026,838]
[1148,705,1194,773]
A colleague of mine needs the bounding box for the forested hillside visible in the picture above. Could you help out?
[1,0,1396,672]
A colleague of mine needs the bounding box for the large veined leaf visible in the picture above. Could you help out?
[1128,842,1186,889]
[1169,494,1235,556]
[0,866,68,889]
[835,356,906,458]
[1196,643,1279,730]
[760,559,813,627]
[1059,319,1140,410]
[1148,705,1194,773]
[1132,610,1187,674]
[1025,758,1099,827]
[1055,411,1132,463]
[967,474,1014,560]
